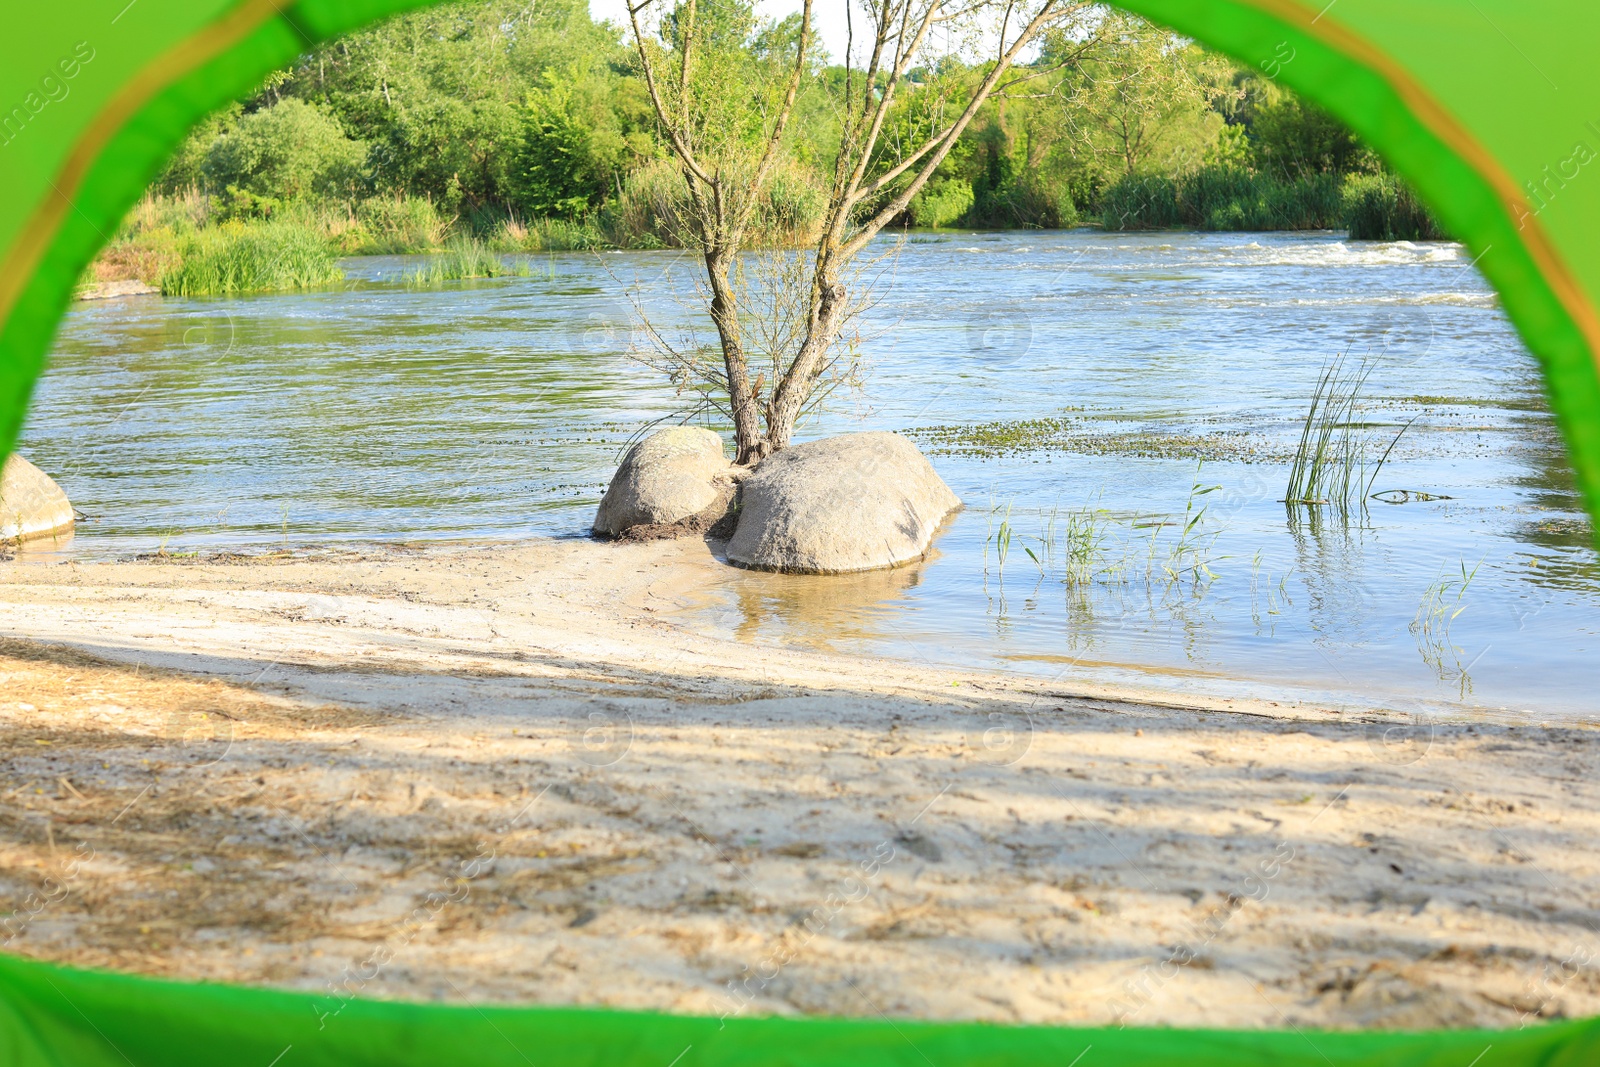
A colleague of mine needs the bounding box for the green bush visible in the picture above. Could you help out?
[155,106,242,195]
[911,178,977,229]
[202,99,367,203]
[514,78,610,220]
[990,177,1080,229]
[910,178,976,228]
[1343,173,1446,240]
[1249,95,1365,179]
[213,184,282,222]
[159,219,345,295]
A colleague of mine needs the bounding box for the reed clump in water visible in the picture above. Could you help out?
[346,194,450,254]
[1284,352,1413,520]
[489,215,610,252]
[159,218,345,296]
[1100,168,1345,231]
[402,238,551,288]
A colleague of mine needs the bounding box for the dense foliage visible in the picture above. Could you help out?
[103,0,1440,291]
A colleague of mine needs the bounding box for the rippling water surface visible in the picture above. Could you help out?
[20,230,1598,720]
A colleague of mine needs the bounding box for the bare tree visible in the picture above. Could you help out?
[629,0,1097,463]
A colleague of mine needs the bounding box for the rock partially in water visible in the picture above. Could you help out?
[593,426,736,539]
[727,432,960,574]
[1,454,74,542]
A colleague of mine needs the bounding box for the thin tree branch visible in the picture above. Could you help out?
[736,0,814,236]
[842,0,1072,259]
[628,0,715,187]
[678,0,697,131]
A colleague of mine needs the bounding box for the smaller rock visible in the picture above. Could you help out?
[726,432,960,573]
[593,426,734,539]
[1,454,74,543]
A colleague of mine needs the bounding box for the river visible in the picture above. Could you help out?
[20,229,1597,720]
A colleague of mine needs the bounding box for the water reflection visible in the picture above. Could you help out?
[1284,507,1379,648]
[710,548,938,651]
[9,529,75,563]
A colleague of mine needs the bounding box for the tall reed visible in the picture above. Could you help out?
[1099,167,1444,239]
[1100,167,1346,231]
[159,219,344,296]
[1344,174,1446,240]
[1283,352,1412,520]
[402,237,550,288]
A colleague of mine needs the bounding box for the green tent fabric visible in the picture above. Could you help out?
[2,951,1598,1067]
[2,0,1599,1062]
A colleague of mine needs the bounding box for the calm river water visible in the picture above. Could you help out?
[20,230,1598,721]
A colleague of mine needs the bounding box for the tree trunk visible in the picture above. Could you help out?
[765,268,847,450]
[703,247,767,464]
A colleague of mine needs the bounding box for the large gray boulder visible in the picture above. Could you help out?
[726,432,960,574]
[1,454,74,542]
[594,426,734,539]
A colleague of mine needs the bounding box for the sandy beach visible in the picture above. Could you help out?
[1,536,1597,1030]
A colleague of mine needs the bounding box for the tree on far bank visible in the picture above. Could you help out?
[1249,89,1367,179]
[1059,11,1237,180]
[202,99,367,206]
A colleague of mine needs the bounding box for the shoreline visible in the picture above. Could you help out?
[1,536,1597,1029]
[7,531,1571,728]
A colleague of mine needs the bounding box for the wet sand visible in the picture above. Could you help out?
[1,537,1597,1029]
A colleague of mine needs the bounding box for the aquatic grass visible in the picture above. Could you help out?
[908,418,1277,463]
[1284,352,1413,520]
[1284,352,1371,512]
[984,467,1228,622]
[95,192,595,290]
[402,238,552,288]
[1099,167,1346,231]
[1249,551,1294,633]
[1055,502,1115,586]
[989,501,1015,577]
[159,218,344,296]
[1160,464,1224,589]
[1411,558,1481,683]
[1029,503,1105,581]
